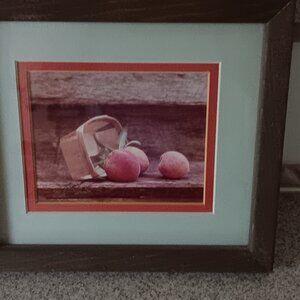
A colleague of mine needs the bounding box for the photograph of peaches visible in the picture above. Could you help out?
[60,115,190,183]
[31,70,206,204]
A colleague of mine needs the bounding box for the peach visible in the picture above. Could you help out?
[158,151,190,179]
[104,150,140,182]
[125,146,149,174]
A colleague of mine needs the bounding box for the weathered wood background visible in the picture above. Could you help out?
[30,71,208,106]
[29,71,207,202]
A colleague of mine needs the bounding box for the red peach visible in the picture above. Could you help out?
[125,146,149,174]
[104,150,140,182]
[158,151,190,179]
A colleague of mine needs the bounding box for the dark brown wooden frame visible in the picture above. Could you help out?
[0,0,296,272]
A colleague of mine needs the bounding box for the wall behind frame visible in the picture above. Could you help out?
[283,21,300,164]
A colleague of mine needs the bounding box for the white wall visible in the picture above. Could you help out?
[283,42,300,163]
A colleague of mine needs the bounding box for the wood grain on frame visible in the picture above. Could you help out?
[250,0,296,270]
[0,245,266,272]
[0,0,292,23]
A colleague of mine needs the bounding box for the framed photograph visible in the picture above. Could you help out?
[0,0,296,272]
[17,62,218,213]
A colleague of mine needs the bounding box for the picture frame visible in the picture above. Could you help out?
[17,61,218,213]
[0,0,296,272]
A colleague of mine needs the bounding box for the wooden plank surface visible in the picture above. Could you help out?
[30,71,208,106]
[37,161,204,201]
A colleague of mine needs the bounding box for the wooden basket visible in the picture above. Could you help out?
[60,115,122,180]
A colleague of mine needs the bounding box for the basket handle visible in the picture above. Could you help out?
[76,115,122,179]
